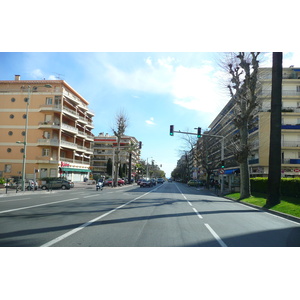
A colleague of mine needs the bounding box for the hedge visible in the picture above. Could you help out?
[250,177,300,198]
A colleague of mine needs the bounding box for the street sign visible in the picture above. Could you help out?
[219,169,225,174]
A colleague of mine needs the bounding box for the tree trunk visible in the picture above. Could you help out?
[128,152,132,184]
[267,52,282,206]
[239,124,251,199]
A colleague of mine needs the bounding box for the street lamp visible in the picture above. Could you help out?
[17,84,52,191]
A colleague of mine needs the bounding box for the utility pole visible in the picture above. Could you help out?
[267,52,283,206]
[170,125,225,195]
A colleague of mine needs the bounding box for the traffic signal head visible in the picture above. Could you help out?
[197,127,201,138]
[170,125,174,136]
[139,141,142,149]
[221,160,225,168]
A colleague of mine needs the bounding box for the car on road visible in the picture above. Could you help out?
[41,179,71,190]
[187,179,204,187]
[150,178,157,186]
[157,178,164,184]
[140,179,153,187]
[25,180,38,190]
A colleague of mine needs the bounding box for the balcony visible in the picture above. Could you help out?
[282,141,300,148]
[63,106,79,119]
[282,159,300,164]
[281,124,300,130]
[39,104,61,112]
[38,121,60,129]
[37,139,59,146]
[61,123,78,134]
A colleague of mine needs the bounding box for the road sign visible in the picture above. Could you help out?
[219,169,225,174]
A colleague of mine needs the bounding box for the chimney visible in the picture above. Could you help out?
[15,75,21,81]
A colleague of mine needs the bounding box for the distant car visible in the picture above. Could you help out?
[137,178,144,185]
[118,178,125,186]
[157,178,164,184]
[104,178,113,186]
[41,179,71,190]
[187,180,204,187]
[150,178,157,186]
[168,178,172,182]
[25,180,38,190]
[140,179,153,187]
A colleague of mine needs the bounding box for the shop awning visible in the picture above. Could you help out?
[224,169,239,174]
[61,167,91,173]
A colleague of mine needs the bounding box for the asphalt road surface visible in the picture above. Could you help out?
[0,182,299,247]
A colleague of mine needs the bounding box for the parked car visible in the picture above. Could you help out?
[140,179,153,188]
[118,178,125,186]
[157,178,164,184]
[41,179,71,190]
[137,178,144,185]
[150,178,157,186]
[25,180,38,190]
[104,178,113,186]
[187,180,204,187]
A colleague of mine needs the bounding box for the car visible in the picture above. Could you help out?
[150,178,157,186]
[137,178,144,185]
[104,178,113,186]
[118,178,125,186]
[157,178,164,184]
[25,180,38,190]
[168,178,172,182]
[41,179,71,190]
[140,179,153,187]
[187,180,204,187]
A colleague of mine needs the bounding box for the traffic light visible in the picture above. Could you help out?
[221,160,225,168]
[139,141,142,149]
[197,127,201,138]
[170,125,174,136]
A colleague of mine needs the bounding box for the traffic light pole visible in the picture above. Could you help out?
[170,126,225,195]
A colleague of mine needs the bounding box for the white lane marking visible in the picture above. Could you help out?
[187,201,192,206]
[204,223,227,247]
[0,198,79,214]
[41,190,154,247]
[192,207,203,219]
[175,184,187,200]
[83,194,102,198]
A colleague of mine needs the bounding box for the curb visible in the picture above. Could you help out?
[224,196,300,224]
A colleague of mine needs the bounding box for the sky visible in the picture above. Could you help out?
[1,52,300,177]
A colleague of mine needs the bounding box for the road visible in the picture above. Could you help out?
[0,182,299,247]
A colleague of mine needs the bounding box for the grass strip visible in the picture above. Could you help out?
[225,192,300,219]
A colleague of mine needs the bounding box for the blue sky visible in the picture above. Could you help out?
[1,52,300,176]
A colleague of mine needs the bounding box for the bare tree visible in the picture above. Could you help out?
[111,110,129,187]
[225,52,261,199]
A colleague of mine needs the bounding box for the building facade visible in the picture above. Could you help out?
[92,133,140,179]
[203,66,300,182]
[0,75,94,182]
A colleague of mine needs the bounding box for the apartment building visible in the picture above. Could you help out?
[204,66,300,181]
[92,133,140,179]
[0,75,94,182]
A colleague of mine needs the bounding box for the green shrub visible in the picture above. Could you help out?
[251,177,300,198]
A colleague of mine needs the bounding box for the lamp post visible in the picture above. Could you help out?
[17,84,52,191]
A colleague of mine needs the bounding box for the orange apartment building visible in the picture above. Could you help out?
[0,75,94,182]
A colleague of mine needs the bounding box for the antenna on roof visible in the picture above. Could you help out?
[53,72,65,80]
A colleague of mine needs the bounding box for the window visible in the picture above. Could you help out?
[7,148,12,153]
[20,148,24,153]
[24,97,29,102]
[22,131,25,136]
[297,86,300,92]
[42,148,50,156]
[11,97,15,102]
[54,95,61,105]
[23,114,27,119]
[4,164,11,173]
[9,114,14,119]
[8,131,13,136]
[46,97,53,105]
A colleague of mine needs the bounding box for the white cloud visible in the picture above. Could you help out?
[104,56,228,115]
[146,117,156,125]
[31,68,44,79]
